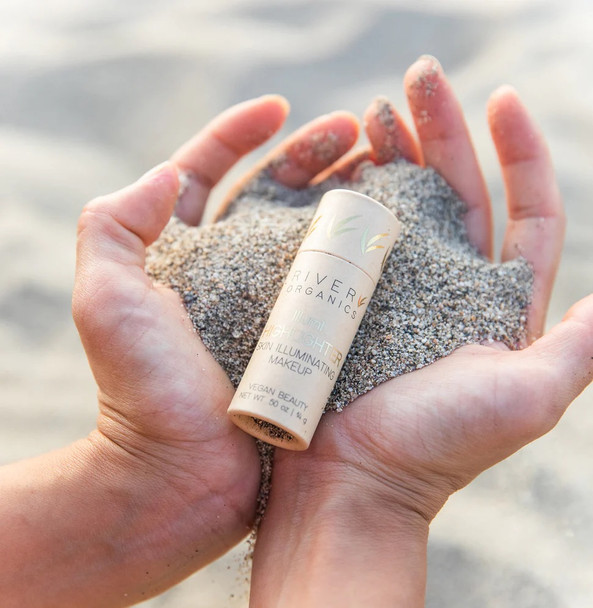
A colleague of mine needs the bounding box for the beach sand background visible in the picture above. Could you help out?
[1,0,592,606]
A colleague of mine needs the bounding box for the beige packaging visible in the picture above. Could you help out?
[227,189,401,450]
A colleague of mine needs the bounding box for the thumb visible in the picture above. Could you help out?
[529,294,593,400]
[75,162,179,271]
[73,162,179,340]
[517,294,593,438]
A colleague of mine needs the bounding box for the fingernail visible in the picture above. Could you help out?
[409,56,442,98]
[494,83,519,98]
[174,168,211,226]
[417,54,442,71]
[177,168,192,199]
[373,95,392,105]
[373,97,396,125]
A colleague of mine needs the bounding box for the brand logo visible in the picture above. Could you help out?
[283,266,371,319]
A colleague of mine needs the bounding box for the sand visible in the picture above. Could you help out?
[146,160,532,530]
[147,161,531,407]
[3,2,593,606]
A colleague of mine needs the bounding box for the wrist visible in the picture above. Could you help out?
[84,425,260,563]
[251,453,429,607]
[0,430,259,607]
[87,422,260,528]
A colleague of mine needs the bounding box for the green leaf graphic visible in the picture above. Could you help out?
[327,214,361,238]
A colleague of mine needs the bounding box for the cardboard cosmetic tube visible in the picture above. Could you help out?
[227,189,401,450]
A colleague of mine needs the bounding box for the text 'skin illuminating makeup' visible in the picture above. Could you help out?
[228,189,401,450]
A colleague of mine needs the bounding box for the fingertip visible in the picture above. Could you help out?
[363,97,389,154]
[329,110,360,139]
[418,54,442,68]
[528,294,593,392]
[106,161,179,246]
[487,85,524,129]
[487,86,547,167]
[561,294,593,326]
[259,93,291,117]
[138,160,180,215]
[404,55,442,99]
[139,160,180,194]
[264,110,360,189]
[489,83,519,103]
[363,96,390,127]
[363,96,420,165]
[404,54,456,136]
[253,94,291,133]
[330,111,361,159]
[302,110,360,155]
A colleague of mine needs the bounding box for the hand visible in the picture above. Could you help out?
[1,94,365,607]
[249,57,593,606]
[68,95,361,604]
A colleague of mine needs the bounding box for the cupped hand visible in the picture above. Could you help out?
[72,95,360,571]
[248,57,593,604]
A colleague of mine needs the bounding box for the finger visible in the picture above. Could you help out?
[214,111,359,220]
[76,162,179,272]
[310,147,371,184]
[314,95,423,184]
[404,56,493,258]
[263,111,360,187]
[72,163,237,433]
[514,295,593,439]
[363,96,420,165]
[73,162,179,343]
[488,85,565,342]
[171,95,290,225]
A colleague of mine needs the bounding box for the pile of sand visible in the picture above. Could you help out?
[146,160,532,532]
[147,160,531,408]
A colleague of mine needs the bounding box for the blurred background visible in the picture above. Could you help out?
[1,0,592,606]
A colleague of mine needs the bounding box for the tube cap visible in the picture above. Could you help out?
[300,189,400,282]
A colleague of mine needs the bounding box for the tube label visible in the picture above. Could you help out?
[228,250,375,447]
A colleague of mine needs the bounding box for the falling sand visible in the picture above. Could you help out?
[146,160,533,532]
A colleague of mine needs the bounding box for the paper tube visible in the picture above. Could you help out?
[227,189,401,450]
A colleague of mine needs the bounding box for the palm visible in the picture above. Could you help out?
[91,268,237,445]
[276,342,553,520]
[350,345,530,480]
